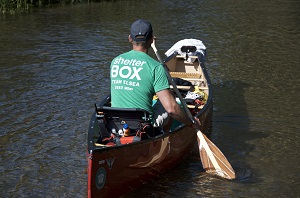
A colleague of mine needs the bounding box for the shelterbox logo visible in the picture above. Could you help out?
[111,56,146,80]
[111,65,143,80]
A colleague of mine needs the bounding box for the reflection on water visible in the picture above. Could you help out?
[0,0,299,197]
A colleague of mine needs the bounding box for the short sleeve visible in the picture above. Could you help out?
[153,64,170,93]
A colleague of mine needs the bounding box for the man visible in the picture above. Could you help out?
[110,19,200,131]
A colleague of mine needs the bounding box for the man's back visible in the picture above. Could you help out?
[110,50,169,113]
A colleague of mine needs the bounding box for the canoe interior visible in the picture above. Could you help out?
[165,54,210,111]
[166,54,208,91]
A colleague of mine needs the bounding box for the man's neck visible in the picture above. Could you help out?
[132,44,149,54]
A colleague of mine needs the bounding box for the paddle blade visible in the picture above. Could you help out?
[197,131,236,179]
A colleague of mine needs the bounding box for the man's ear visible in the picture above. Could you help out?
[128,35,133,42]
[150,36,154,44]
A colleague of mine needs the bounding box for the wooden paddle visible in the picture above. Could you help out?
[151,39,236,180]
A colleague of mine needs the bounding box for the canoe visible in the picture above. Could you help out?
[87,39,213,197]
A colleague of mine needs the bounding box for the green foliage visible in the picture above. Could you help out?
[0,0,88,13]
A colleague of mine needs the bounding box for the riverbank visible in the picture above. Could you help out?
[0,0,90,14]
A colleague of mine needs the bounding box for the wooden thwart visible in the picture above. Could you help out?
[170,85,192,90]
[176,55,199,59]
[170,85,208,90]
[170,72,201,78]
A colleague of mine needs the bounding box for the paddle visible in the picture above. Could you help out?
[151,39,236,180]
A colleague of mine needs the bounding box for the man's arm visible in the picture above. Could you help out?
[156,89,194,126]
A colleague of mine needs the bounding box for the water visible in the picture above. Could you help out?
[0,0,299,197]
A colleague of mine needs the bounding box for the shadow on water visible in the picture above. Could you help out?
[211,80,268,182]
[124,80,268,197]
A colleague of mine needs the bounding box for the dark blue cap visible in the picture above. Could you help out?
[130,19,153,42]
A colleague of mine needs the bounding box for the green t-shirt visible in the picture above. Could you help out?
[110,50,169,114]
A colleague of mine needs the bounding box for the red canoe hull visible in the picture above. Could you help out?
[87,101,212,197]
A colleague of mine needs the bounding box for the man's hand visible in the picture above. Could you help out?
[190,117,201,129]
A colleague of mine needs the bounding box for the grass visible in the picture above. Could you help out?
[0,0,91,14]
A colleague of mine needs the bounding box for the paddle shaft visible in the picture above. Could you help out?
[151,44,222,170]
[151,44,196,126]
[151,41,236,179]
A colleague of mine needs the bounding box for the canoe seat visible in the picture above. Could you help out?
[94,104,159,145]
[181,46,197,53]
[95,105,151,122]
